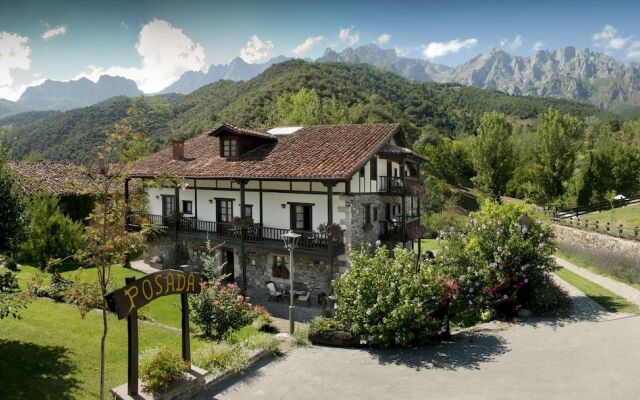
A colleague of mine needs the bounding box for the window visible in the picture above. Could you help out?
[222,139,237,157]
[216,199,233,222]
[290,203,312,231]
[242,204,253,219]
[364,204,371,224]
[161,195,175,217]
[272,255,289,279]
[372,206,378,222]
[359,167,365,178]
[182,200,193,215]
[370,157,377,180]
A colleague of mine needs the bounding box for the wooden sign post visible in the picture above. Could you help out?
[105,268,201,396]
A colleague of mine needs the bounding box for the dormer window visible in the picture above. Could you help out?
[222,139,237,157]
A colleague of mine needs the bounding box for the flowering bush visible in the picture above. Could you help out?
[190,282,259,338]
[436,201,560,321]
[140,347,189,394]
[333,245,450,346]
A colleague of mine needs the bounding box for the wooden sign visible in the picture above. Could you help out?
[105,268,201,396]
[105,269,201,319]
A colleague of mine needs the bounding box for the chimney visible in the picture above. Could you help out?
[172,140,185,161]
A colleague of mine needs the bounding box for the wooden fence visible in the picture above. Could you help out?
[554,194,640,219]
[551,216,640,242]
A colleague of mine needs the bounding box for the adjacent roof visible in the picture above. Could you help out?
[130,123,404,181]
[378,144,428,162]
[6,160,89,196]
[209,123,277,141]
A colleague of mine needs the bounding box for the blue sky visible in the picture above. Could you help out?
[1,0,640,100]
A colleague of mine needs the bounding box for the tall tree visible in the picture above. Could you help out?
[72,130,150,399]
[272,88,362,125]
[533,108,582,204]
[471,112,514,202]
[0,147,25,254]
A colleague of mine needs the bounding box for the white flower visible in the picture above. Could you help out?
[503,294,508,299]
[375,240,382,246]
[468,300,473,305]
[366,309,372,316]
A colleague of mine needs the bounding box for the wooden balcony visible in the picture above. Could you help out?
[378,176,424,196]
[127,212,345,256]
[378,216,424,242]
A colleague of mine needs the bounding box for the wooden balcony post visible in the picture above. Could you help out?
[239,179,247,292]
[324,181,336,293]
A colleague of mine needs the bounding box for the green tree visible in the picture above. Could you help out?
[0,147,25,254]
[471,112,514,202]
[272,88,361,125]
[72,131,151,399]
[18,193,83,269]
[533,108,582,203]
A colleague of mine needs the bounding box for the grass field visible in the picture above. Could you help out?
[572,202,640,227]
[556,249,640,291]
[17,264,183,328]
[413,238,441,254]
[0,296,208,399]
[555,267,639,314]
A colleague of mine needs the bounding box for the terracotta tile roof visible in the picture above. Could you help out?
[131,123,402,180]
[378,144,428,162]
[209,123,276,141]
[6,161,89,196]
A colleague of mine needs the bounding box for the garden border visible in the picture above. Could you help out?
[111,348,273,400]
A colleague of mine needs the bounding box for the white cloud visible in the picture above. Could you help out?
[531,41,545,52]
[339,27,359,46]
[41,25,67,40]
[422,38,478,59]
[0,31,32,100]
[75,19,206,93]
[627,42,640,58]
[292,36,324,56]
[499,34,523,51]
[375,33,391,45]
[240,35,274,63]
[593,25,630,50]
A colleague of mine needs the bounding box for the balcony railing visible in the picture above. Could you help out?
[378,216,424,241]
[378,176,424,196]
[127,212,345,254]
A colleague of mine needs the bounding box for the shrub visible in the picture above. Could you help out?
[2,257,18,271]
[47,272,73,302]
[227,326,281,355]
[63,270,104,318]
[194,342,249,373]
[0,270,19,293]
[140,347,189,394]
[333,245,449,346]
[190,282,259,338]
[435,200,559,322]
[292,325,310,347]
[310,316,346,334]
[19,193,83,269]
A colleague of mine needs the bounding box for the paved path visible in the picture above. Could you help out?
[554,256,640,308]
[196,281,640,400]
[130,259,160,275]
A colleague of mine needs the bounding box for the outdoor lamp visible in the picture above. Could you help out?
[282,230,301,335]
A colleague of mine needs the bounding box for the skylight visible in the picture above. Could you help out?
[267,127,303,135]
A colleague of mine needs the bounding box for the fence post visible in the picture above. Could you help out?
[619,225,623,238]
[585,219,588,230]
[576,218,580,228]
[606,222,610,234]
[635,227,639,241]
[595,221,599,232]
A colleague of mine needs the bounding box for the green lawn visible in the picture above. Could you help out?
[555,267,639,314]
[572,202,640,227]
[17,264,183,328]
[0,297,208,399]
[413,238,441,254]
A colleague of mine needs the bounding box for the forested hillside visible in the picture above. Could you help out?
[1,60,614,162]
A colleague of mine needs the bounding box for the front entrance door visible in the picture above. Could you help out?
[222,250,234,282]
[161,195,176,226]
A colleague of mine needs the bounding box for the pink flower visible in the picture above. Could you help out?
[200,281,207,288]
[228,283,236,289]
[236,295,244,302]
[213,300,221,306]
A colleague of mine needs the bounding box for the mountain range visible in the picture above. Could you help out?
[1,60,611,163]
[2,44,640,119]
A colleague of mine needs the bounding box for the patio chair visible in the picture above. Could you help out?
[266,281,283,302]
[296,291,312,306]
